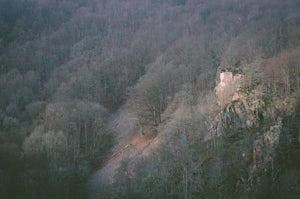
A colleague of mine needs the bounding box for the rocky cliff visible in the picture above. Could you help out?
[213,70,285,173]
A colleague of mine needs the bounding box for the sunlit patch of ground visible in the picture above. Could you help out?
[89,103,192,198]
[88,126,160,198]
[130,130,157,148]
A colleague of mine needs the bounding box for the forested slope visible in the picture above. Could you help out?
[0,0,300,198]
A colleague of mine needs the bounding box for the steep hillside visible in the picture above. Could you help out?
[0,0,300,198]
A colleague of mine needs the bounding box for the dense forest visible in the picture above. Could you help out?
[0,0,300,198]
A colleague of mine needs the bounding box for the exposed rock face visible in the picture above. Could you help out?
[211,71,254,136]
[211,99,257,137]
[215,72,243,107]
[211,70,283,172]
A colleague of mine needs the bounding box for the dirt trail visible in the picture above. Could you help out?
[88,129,159,198]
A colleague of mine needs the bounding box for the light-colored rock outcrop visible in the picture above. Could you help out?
[213,69,282,172]
[215,71,243,107]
